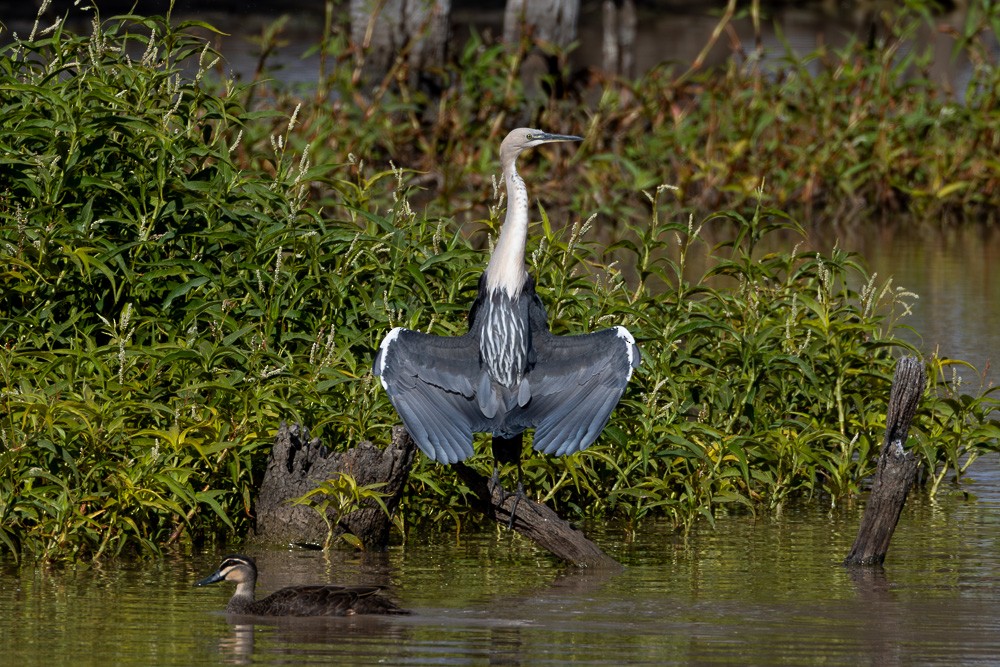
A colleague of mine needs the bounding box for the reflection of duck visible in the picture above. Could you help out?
[196,554,408,617]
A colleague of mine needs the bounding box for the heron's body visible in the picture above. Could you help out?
[374,128,639,465]
[196,555,407,617]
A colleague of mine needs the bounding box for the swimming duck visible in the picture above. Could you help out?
[196,554,408,616]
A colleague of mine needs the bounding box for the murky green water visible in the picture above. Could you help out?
[3,462,999,666]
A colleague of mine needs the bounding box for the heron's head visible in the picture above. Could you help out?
[500,128,582,165]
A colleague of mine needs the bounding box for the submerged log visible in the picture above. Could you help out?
[454,463,621,569]
[844,356,925,566]
[254,423,416,550]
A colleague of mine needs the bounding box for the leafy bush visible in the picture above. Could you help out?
[0,11,316,560]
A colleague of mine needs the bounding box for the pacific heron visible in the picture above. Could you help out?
[374,128,640,495]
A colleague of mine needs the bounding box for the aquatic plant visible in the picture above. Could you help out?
[291,474,396,550]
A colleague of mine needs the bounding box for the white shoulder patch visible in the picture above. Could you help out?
[614,326,639,380]
[376,327,405,389]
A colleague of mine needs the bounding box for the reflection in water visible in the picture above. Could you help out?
[846,567,901,667]
[218,623,254,665]
[215,614,413,665]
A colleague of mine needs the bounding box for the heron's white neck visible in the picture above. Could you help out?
[485,166,529,296]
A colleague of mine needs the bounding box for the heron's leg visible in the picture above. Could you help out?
[506,459,526,529]
[488,461,501,491]
[489,464,509,503]
[491,433,524,528]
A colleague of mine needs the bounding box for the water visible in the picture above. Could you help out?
[3,475,1000,665]
[852,225,999,383]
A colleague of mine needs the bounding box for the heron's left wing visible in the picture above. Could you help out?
[516,325,640,456]
[373,328,487,464]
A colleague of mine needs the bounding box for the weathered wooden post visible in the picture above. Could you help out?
[844,356,925,566]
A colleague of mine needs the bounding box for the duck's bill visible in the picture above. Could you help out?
[195,570,224,586]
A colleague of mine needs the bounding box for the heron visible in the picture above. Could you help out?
[373,128,639,505]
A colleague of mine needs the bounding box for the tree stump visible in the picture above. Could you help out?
[254,423,416,550]
[503,0,579,47]
[844,356,925,566]
[454,463,621,569]
[349,0,451,84]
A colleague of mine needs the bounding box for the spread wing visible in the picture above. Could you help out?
[373,328,489,463]
[515,325,640,456]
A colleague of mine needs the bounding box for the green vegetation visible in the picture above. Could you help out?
[1,4,998,562]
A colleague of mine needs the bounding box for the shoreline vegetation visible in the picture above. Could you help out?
[1,3,998,562]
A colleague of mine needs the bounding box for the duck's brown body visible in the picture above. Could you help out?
[196,555,408,617]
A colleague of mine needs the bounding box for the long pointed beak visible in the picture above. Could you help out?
[195,570,225,587]
[530,132,583,143]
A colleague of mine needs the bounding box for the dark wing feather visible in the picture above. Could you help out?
[257,585,405,616]
[515,325,640,456]
[373,328,488,463]
[253,586,349,616]
[349,586,409,615]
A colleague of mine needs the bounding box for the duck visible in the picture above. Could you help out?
[196,554,408,617]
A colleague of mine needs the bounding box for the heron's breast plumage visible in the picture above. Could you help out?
[478,289,531,389]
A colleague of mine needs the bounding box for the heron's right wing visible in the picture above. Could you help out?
[373,328,486,464]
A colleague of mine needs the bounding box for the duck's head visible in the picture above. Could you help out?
[196,554,257,587]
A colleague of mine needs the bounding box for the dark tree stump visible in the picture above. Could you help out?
[254,423,416,550]
[844,356,926,566]
[454,463,621,569]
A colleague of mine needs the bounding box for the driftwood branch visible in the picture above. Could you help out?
[844,356,926,566]
[454,463,621,569]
